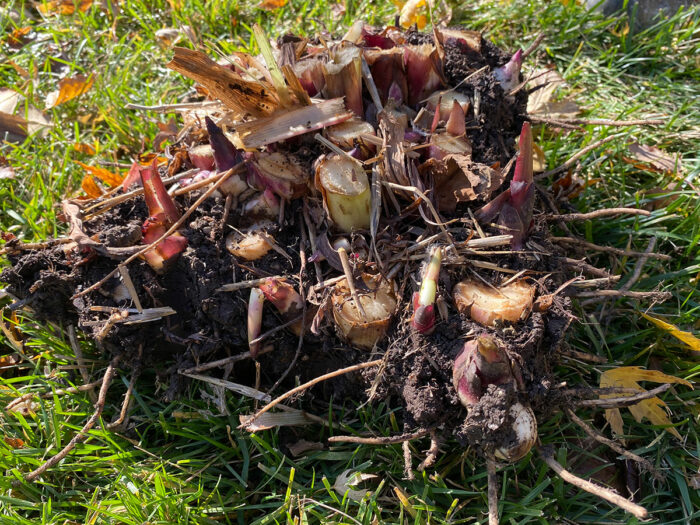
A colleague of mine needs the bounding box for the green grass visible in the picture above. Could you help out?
[1,0,699,523]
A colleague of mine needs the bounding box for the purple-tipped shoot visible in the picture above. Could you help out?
[493,49,523,92]
[411,247,442,334]
[248,288,265,357]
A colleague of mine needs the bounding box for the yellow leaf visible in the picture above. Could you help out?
[642,313,700,355]
[600,366,692,440]
[393,486,417,519]
[75,161,123,187]
[258,0,288,10]
[46,74,95,109]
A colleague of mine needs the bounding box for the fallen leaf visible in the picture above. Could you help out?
[74,142,96,155]
[75,161,123,187]
[258,0,288,9]
[0,310,24,352]
[0,354,20,375]
[0,89,21,114]
[238,410,316,431]
[333,469,378,502]
[4,26,31,48]
[154,27,182,47]
[642,313,700,356]
[600,366,693,440]
[0,166,16,179]
[46,74,95,109]
[624,142,683,175]
[3,437,25,448]
[527,68,580,120]
[532,142,546,172]
[38,0,93,15]
[81,175,104,198]
[287,439,324,457]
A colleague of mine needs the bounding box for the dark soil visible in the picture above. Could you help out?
[1,28,578,454]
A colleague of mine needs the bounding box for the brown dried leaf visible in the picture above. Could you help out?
[167,47,278,117]
[287,440,324,457]
[600,366,693,440]
[4,26,31,48]
[3,437,25,449]
[625,142,683,175]
[46,74,95,109]
[527,68,580,119]
[0,353,20,375]
[428,156,505,213]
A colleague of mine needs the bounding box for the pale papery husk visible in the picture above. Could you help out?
[453,279,535,326]
[331,273,397,350]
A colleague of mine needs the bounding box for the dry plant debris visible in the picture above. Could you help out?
[0,22,691,523]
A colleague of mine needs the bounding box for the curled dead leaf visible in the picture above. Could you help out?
[527,68,580,120]
[623,142,683,175]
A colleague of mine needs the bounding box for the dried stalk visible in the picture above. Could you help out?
[565,408,664,481]
[551,236,671,261]
[575,383,671,408]
[328,428,431,445]
[539,447,648,519]
[241,359,383,428]
[24,357,119,482]
[536,133,626,181]
[487,457,500,525]
[549,208,650,222]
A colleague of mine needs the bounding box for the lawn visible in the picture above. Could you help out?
[1,0,698,523]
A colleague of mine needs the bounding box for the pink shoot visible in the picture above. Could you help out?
[493,49,523,92]
[411,247,442,334]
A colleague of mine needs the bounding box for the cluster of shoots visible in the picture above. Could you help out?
[452,336,537,462]
[138,162,187,273]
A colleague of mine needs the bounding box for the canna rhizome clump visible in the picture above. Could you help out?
[2,23,683,523]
